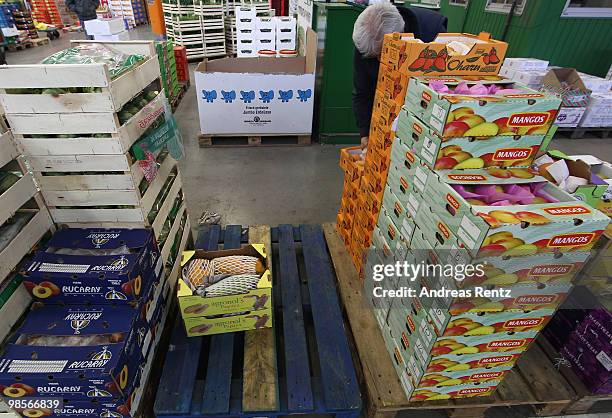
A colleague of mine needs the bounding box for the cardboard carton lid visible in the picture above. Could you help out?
[542,68,590,93]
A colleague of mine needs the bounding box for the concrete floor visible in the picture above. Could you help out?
[5,26,612,228]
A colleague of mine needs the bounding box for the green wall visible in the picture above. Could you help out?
[439,0,612,77]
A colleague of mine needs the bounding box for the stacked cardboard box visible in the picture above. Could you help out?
[156,40,181,103]
[174,45,189,82]
[0,229,170,417]
[366,72,611,401]
[337,32,508,273]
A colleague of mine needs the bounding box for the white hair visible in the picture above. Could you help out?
[353,1,404,58]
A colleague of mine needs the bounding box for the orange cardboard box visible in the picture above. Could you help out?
[352,223,373,248]
[355,207,377,233]
[372,89,401,128]
[342,181,358,202]
[381,32,507,76]
[369,124,394,154]
[340,146,363,172]
[363,190,383,218]
[377,63,410,106]
[365,147,391,176]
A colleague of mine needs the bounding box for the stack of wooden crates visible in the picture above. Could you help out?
[0,43,191,411]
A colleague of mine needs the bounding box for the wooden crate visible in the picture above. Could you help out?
[0,131,54,283]
[154,224,362,418]
[321,223,589,418]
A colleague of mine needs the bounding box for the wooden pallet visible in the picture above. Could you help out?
[538,331,612,414]
[555,127,611,139]
[30,37,50,46]
[6,43,32,51]
[154,224,362,418]
[198,134,311,147]
[321,223,590,418]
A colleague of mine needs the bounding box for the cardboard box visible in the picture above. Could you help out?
[419,169,610,257]
[184,306,273,337]
[542,68,591,107]
[396,107,548,171]
[20,228,161,304]
[503,58,549,72]
[514,69,547,87]
[84,18,125,35]
[0,305,146,403]
[580,92,612,127]
[94,31,129,41]
[377,63,410,107]
[178,244,271,318]
[555,106,587,127]
[196,29,316,135]
[381,32,507,76]
[405,76,562,139]
[578,73,612,93]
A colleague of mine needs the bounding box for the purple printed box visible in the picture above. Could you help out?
[19,229,161,304]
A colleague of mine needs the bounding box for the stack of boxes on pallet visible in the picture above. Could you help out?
[0,129,54,346]
[11,9,36,42]
[0,40,191,302]
[156,40,181,104]
[338,32,611,402]
[543,226,612,394]
[224,0,273,56]
[174,45,189,82]
[108,0,147,28]
[162,0,226,61]
[0,228,171,418]
[30,0,65,29]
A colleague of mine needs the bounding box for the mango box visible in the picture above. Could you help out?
[405,76,561,139]
[396,107,549,171]
[377,62,410,106]
[378,319,420,398]
[0,305,147,404]
[184,306,273,337]
[382,183,411,229]
[365,145,391,175]
[416,366,509,393]
[421,169,610,257]
[177,244,272,318]
[377,205,415,256]
[381,32,507,76]
[339,146,364,179]
[369,123,395,155]
[373,88,402,128]
[20,228,162,304]
[410,381,499,401]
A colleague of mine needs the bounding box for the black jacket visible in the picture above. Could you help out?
[352,6,448,137]
[67,0,100,21]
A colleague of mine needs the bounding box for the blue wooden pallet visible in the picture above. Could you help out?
[154,224,362,418]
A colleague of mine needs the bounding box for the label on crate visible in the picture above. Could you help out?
[414,167,428,193]
[596,351,612,372]
[407,194,421,218]
[458,215,479,249]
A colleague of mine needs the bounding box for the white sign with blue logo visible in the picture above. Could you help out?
[195,71,315,135]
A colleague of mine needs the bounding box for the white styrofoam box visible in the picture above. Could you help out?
[276,38,296,51]
[580,92,612,127]
[275,16,296,35]
[255,39,275,51]
[235,6,257,25]
[236,48,257,58]
[84,17,126,35]
[256,17,276,36]
[236,24,256,39]
[579,74,612,93]
[498,66,515,80]
[237,37,256,51]
[555,106,587,128]
[503,57,549,71]
[94,31,130,41]
[1,26,18,37]
[514,70,546,87]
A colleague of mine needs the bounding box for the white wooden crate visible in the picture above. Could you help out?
[10,88,167,156]
[47,167,184,239]
[0,284,30,344]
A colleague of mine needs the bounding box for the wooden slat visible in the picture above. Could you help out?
[242,224,279,412]
[0,131,20,168]
[278,224,314,412]
[0,64,109,89]
[300,224,361,412]
[515,343,574,404]
[322,223,409,411]
[0,175,38,227]
[200,225,240,415]
[153,316,203,415]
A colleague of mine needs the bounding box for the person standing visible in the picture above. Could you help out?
[67,0,100,40]
[352,1,447,147]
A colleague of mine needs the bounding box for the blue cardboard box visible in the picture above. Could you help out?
[0,305,148,405]
[20,229,161,304]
